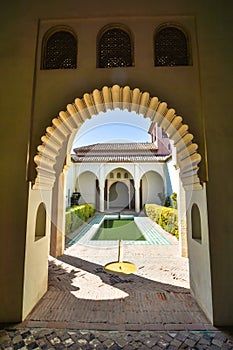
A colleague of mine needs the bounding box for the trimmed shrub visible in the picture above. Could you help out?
[170,192,177,209]
[65,203,95,234]
[144,203,179,239]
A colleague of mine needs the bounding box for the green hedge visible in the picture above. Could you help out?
[65,203,95,235]
[144,203,179,239]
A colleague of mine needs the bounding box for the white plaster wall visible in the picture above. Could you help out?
[186,184,213,323]
[138,163,166,181]
[103,163,135,180]
[106,167,132,180]
[75,163,101,180]
[22,183,52,320]
[74,162,166,185]
[166,158,179,195]
[72,162,167,208]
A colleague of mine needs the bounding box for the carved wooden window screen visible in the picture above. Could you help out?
[155,27,189,66]
[98,28,132,68]
[42,31,77,69]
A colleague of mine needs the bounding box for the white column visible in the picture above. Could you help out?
[178,177,188,257]
[99,184,105,212]
[134,164,141,213]
[107,181,110,210]
[50,170,66,258]
[99,165,105,212]
[135,183,140,213]
[129,185,131,210]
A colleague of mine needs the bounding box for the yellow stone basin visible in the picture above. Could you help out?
[104,261,137,275]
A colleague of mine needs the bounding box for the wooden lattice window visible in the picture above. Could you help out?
[41,29,77,70]
[154,26,189,66]
[98,27,133,68]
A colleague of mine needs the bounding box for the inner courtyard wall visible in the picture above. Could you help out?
[66,162,168,210]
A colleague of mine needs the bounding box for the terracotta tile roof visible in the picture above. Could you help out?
[71,142,170,163]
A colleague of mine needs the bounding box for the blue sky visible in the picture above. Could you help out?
[72,109,152,148]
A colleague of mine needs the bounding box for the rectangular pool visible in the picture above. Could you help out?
[91,218,146,241]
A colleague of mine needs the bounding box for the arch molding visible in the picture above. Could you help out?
[34,84,202,191]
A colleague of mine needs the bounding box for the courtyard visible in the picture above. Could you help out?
[2,214,233,349]
[21,214,210,331]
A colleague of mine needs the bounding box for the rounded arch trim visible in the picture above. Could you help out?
[33,84,202,191]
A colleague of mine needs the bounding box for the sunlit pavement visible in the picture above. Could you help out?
[21,227,204,329]
[1,222,233,349]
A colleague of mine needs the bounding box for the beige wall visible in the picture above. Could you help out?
[0,0,233,325]
[30,13,205,180]
[186,185,213,322]
[23,185,52,319]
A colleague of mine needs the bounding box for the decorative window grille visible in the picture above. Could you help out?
[110,172,114,179]
[98,28,132,68]
[117,172,121,179]
[124,173,129,179]
[42,30,77,69]
[155,26,189,66]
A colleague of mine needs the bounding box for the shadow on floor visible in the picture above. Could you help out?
[23,254,210,330]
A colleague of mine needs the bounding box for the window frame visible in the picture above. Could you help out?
[96,23,134,68]
[41,25,78,70]
[154,23,192,67]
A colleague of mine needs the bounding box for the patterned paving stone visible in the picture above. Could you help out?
[1,328,233,349]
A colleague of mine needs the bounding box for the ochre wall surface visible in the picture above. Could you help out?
[0,0,232,325]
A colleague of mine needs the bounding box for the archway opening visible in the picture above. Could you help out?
[24,85,212,327]
[75,171,97,206]
[141,170,165,207]
[109,181,129,209]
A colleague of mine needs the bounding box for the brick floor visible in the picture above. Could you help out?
[20,225,209,331]
[2,219,232,349]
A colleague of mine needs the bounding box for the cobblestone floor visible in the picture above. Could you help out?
[1,327,233,349]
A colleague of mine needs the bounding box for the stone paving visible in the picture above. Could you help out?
[1,327,233,349]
